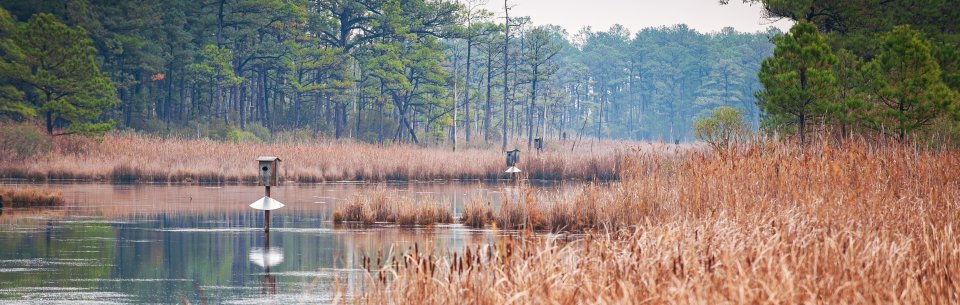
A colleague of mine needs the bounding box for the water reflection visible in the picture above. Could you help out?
[0,182,571,304]
[250,229,282,296]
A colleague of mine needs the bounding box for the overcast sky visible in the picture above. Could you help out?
[479,0,793,34]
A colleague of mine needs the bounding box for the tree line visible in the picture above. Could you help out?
[0,0,775,150]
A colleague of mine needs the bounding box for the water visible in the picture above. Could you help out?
[0,182,568,304]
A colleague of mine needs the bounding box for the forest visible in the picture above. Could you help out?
[0,0,776,149]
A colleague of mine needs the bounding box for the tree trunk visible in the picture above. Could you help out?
[453,48,459,151]
[484,46,493,142]
[527,74,537,151]
[45,111,53,134]
[501,0,510,151]
[464,36,473,144]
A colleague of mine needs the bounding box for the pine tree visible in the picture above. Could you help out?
[757,21,837,145]
[864,25,959,142]
[0,7,32,119]
[0,12,117,135]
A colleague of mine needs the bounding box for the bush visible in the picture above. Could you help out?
[226,128,261,143]
[246,123,271,142]
[207,120,233,140]
[694,106,750,152]
[0,124,52,160]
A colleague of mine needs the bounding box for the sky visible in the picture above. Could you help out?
[479,0,794,34]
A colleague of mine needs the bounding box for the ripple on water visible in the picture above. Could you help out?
[0,287,132,305]
[156,227,260,233]
[0,258,109,268]
[0,267,47,272]
[63,278,193,283]
[251,268,362,278]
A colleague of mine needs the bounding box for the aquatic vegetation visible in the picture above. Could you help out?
[336,193,455,227]
[0,187,64,208]
[331,210,344,224]
[460,197,492,228]
[338,139,960,304]
[342,196,374,225]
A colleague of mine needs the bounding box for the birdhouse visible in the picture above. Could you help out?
[506,149,520,167]
[534,138,543,152]
[257,156,281,186]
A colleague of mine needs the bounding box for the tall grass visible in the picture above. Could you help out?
[338,139,960,304]
[461,196,492,228]
[0,186,64,208]
[336,192,454,226]
[0,132,652,183]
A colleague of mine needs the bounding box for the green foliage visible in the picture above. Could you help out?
[0,123,52,160]
[245,123,271,142]
[694,106,750,152]
[0,0,776,146]
[188,44,242,85]
[825,48,868,136]
[734,0,960,143]
[226,128,261,143]
[757,21,838,144]
[0,11,117,136]
[863,26,959,142]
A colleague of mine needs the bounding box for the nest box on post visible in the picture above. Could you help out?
[505,149,522,174]
[506,149,520,167]
[257,156,281,187]
[534,138,543,152]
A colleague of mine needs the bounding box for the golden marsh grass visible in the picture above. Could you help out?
[335,140,960,304]
[0,133,656,183]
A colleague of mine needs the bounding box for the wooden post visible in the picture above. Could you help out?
[264,186,270,233]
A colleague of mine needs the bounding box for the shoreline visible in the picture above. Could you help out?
[0,177,596,186]
[0,133,678,184]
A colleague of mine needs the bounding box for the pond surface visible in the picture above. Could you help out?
[0,182,570,304]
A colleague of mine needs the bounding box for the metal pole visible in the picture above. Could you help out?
[264,186,271,233]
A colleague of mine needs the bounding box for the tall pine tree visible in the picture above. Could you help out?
[0,12,117,135]
[864,25,958,142]
[757,21,837,145]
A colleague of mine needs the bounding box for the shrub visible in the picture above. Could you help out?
[226,128,261,143]
[245,123,271,142]
[0,124,52,160]
[693,106,750,152]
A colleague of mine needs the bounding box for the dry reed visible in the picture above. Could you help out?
[0,186,65,208]
[461,197,492,228]
[335,193,455,226]
[0,133,654,183]
[338,139,960,304]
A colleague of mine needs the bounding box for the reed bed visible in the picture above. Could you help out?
[461,196,493,228]
[336,140,960,304]
[0,186,65,208]
[0,133,654,183]
[335,191,455,226]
